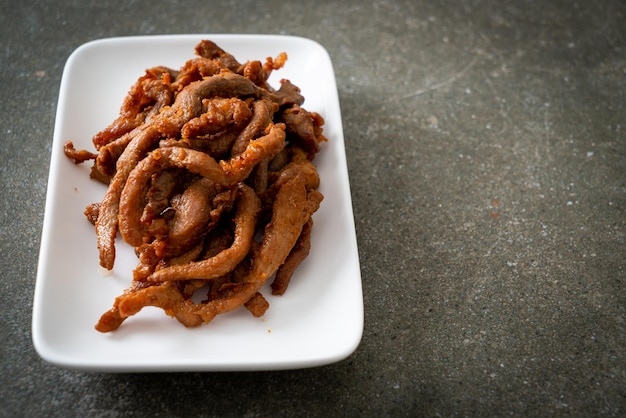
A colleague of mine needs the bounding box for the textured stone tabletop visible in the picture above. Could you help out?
[1,0,624,416]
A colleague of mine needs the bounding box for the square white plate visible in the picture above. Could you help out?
[33,34,362,372]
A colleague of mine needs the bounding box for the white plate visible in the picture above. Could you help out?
[32,35,362,372]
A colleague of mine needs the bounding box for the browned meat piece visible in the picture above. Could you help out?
[84,203,100,225]
[170,57,221,90]
[231,99,277,156]
[238,51,287,89]
[64,141,97,164]
[194,40,241,72]
[181,98,252,139]
[97,281,202,331]
[240,60,269,88]
[270,146,321,190]
[139,169,180,225]
[264,79,305,107]
[271,218,313,295]
[92,66,177,150]
[147,183,259,282]
[280,105,326,155]
[244,292,270,317]
[163,178,227,256]
[180,98,253,158]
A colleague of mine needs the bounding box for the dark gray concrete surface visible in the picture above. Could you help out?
[1,0,624,416]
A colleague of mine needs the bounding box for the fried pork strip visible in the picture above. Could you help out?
[147,184,260,282]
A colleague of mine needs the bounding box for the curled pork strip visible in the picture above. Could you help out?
[95,281,188,332]
[95,124,161,269]
[92,66,177,150]
[120,172,225,250]
[258,150,321,219]
[148,183,260,282]
[186,171,322,324]
[118,123,285,248]
[231,99,276,156]
[92,73,254,180]
[92,130,136,180]
[162,177,224,256]
[180,98,253,158]
[153,72,262,137]
[95,73,266,269]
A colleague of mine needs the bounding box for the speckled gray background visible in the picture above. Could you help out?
[1,0,624,416]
